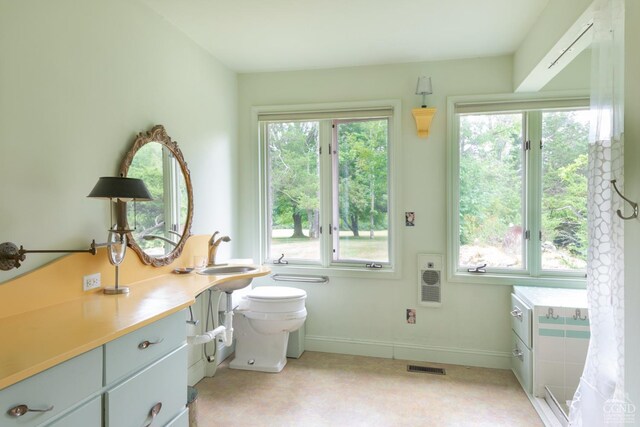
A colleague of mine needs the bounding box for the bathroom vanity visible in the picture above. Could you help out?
[0,312,188,426]
[510,286,589,426]
[0,238,270,427]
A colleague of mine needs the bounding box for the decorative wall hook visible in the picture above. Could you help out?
[573,308,588,321]
[546,307,560,320]
[611,179,638,220]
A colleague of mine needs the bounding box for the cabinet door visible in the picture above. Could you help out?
[0,348,102,427]
[105,345,187,427]
[511,331,533,394]
[46,397,101,427]
[510,293,532,348]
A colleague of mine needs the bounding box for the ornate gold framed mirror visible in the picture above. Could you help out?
[120,125,193,266]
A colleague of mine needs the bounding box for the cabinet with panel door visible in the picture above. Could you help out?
[0,310,188,427]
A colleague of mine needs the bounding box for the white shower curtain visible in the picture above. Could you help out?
[568,0,625,426]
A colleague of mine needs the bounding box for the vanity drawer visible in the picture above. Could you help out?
[0,347,102,427]
[166,408,189,427]
[510,293,532,348]
[47,396,101,427]
[104,310,186,384]
[511,331,533,395]
[105,345,187,427]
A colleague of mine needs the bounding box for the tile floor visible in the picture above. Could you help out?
[194,352,542,426]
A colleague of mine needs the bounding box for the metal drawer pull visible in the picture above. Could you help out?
[512,348,524,361]
[510,307,523,321]
[7,404,54,417]
[143,402,162,427]
[138,338,164,350]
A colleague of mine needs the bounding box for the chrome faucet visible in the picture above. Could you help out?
[208,231,231,266]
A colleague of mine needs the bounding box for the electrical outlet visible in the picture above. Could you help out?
[83,273,101,291]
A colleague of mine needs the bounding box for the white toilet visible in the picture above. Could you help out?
[229,286,307,373]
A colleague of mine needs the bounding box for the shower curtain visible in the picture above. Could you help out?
[568,0,625,426]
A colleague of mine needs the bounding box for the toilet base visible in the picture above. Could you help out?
[229,312,292,373]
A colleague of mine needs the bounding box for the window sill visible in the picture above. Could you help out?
[447,271,587,289]
[266,263,401,281]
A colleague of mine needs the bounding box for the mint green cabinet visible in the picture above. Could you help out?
[105,346,187,427]
[0,348,102,427]
[105,311,186,384]
[47,397,101,427]
[0,310,188,427]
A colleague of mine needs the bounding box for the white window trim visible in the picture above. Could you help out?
[253,100,402,280]
[446,92,589,288]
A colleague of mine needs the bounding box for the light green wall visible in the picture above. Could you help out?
[237,57,519,367]
[0,0,238,282]
[624,0,640,406]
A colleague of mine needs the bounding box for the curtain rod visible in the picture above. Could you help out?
[548,22,594,69]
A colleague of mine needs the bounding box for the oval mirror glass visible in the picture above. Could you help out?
[120,125,193,266]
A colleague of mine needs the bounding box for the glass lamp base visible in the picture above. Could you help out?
[103,286,130,295]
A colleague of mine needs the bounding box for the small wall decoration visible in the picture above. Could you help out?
[406,308,416,324]
[405,211,415,226]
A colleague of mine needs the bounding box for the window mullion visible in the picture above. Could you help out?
[526,111,542,277]
[319,120,334,268]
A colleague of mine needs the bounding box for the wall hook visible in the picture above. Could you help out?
[573,308,588,321]
[546,307,560,320]
[611,179,638,220]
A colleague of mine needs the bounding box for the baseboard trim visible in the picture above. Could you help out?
[304,335,512,369]
[188,359,206,386]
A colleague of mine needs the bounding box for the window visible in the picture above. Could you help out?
[449,97,589,283]
[259,104,397,271]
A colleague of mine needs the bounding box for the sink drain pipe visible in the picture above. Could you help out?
[187,291,234,347]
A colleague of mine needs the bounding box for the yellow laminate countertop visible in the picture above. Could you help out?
[0,264,270,390]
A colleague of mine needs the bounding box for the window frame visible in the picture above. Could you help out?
[255,100,402,279]
[447,93,589,288]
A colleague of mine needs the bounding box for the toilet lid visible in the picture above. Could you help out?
[247,286,307,300]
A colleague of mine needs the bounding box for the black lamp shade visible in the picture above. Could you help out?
[87,177,153,201]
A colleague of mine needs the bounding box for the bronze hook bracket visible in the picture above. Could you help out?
[611,179,638,220]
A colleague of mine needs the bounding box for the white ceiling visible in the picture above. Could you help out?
[141,0,550,73]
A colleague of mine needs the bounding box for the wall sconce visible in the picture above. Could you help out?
[88,176,152,295]
[411,76,437,138]
[0,241,97,271]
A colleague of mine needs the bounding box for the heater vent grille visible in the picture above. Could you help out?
[420,269,441,304]
[407,365,446,375]
[418,254,443,307]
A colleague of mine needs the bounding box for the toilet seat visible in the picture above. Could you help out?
[246,286,306,301]
[244,286,307,314]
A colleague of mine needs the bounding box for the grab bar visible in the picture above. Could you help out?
[271,274,329,284]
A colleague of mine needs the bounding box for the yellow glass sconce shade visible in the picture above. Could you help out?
[412,107,437,138]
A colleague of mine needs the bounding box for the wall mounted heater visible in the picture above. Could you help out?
[418,254,442,307]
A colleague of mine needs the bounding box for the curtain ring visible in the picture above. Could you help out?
[611,180,638,220]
